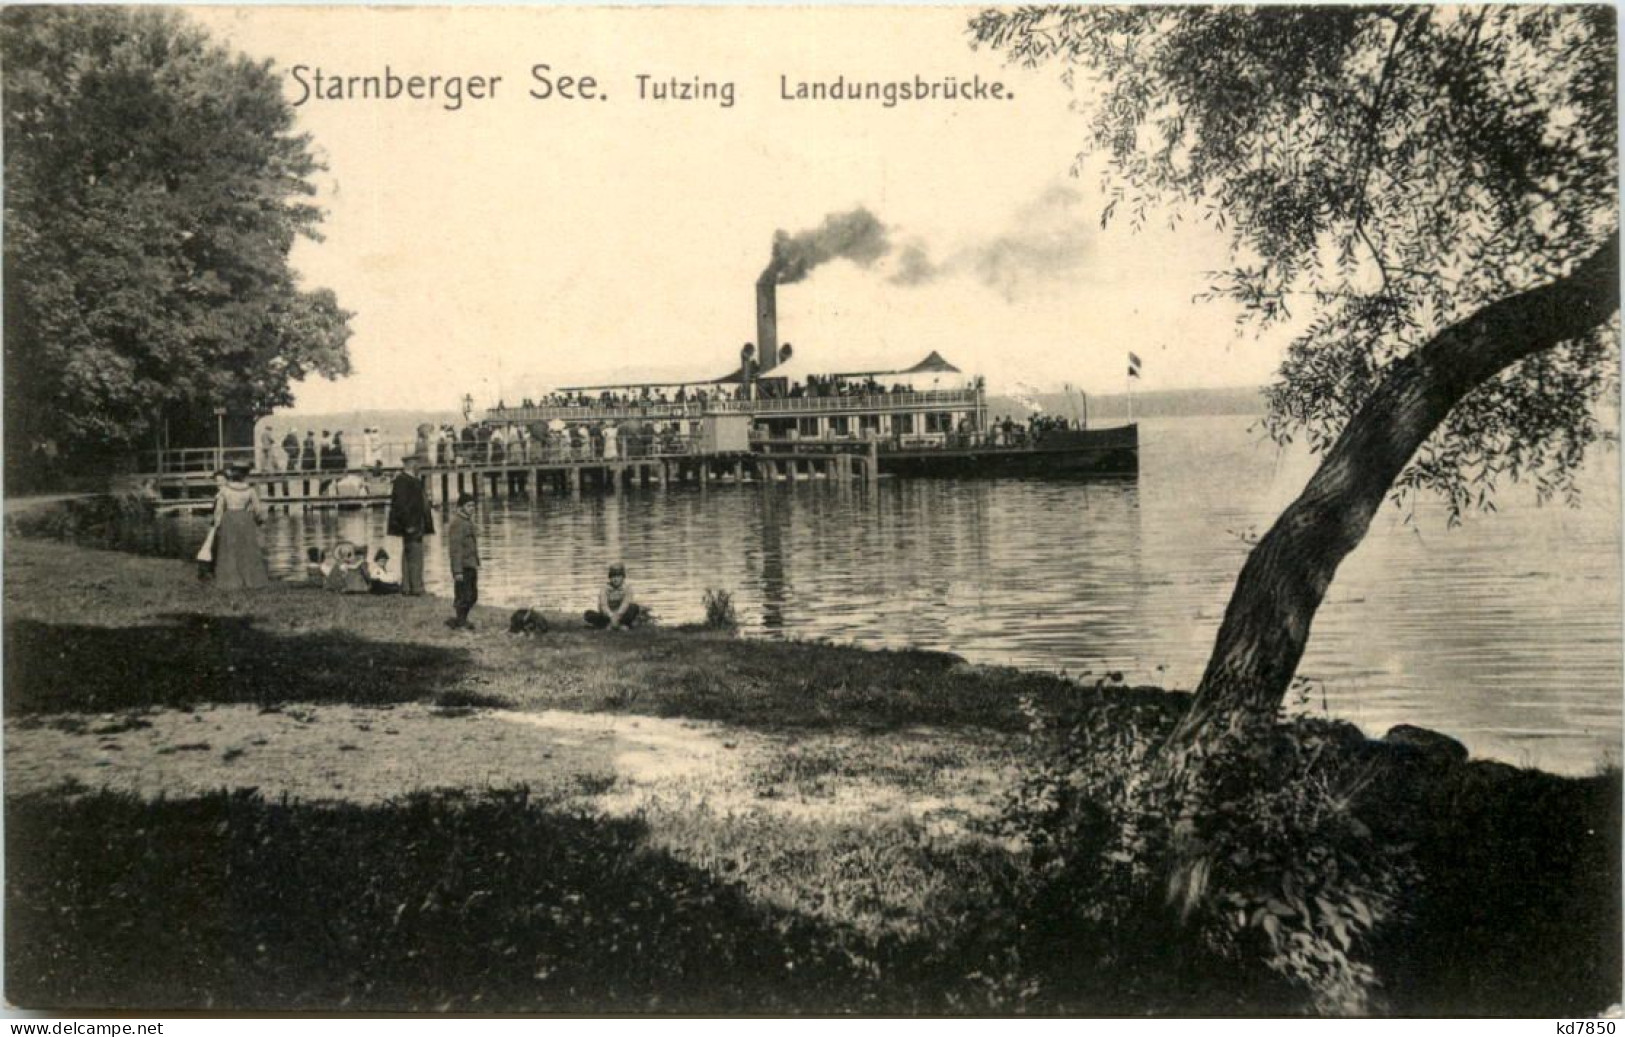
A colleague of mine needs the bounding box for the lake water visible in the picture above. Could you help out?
[170,415,1621,774]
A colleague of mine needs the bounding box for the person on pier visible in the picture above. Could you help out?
[211,463,270,592]
[585,563,642,631]
[445,492,480,631]
[259,426,281,473]
[387,453,435,596]
[301,430,317,471]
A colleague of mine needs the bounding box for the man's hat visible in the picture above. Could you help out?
[457,492,477,506]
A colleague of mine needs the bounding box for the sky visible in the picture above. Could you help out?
[191,6,1285,416]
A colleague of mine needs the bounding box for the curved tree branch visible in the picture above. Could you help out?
[1167,229,1620,751]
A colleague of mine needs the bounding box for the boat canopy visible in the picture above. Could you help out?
[555,373,732,392]
[550,350,964,392]
[715,350,964,385]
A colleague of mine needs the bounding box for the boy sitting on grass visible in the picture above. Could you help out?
[585,562,641,631]
[368,548,401,595]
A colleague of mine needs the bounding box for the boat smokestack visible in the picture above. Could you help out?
[755,210,889,376]
[755,277,778,375]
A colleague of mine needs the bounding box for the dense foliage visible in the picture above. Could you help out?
[2,7,351,475]
[973,6,1618,514]
[995,681,1620,1015]
[999,687,1414,1013]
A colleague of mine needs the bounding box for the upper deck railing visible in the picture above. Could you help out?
[484,388,980,424]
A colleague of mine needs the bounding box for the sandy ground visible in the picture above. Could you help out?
[6,703,1019,835]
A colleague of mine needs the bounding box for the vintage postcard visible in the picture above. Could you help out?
[3,3,1619,1020]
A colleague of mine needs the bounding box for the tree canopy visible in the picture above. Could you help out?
[3,6,351,473]
[972,6,1619,745]
[974,6,1618,515]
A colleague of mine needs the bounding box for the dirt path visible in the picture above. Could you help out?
[6,702,1019,836]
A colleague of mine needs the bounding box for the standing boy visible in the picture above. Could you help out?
[387,453,435,595]
[446,492,480,630]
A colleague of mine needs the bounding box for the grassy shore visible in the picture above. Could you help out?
[3,533,1619,1014]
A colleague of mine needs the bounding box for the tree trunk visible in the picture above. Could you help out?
[1166,233,1620,755]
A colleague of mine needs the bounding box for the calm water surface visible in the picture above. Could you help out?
[171,415,1621,773]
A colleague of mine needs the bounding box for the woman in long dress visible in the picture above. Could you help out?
[212,464,270,591]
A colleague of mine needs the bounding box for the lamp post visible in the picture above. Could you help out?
[214,406,227,473]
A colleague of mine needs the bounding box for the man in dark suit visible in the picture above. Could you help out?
[387,453,435,596]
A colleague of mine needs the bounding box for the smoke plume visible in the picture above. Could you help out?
[761,186,1092,299]
[888,184,1092,300]
[759,208,892,286]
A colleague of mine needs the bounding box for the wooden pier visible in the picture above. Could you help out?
[142,439,880,512]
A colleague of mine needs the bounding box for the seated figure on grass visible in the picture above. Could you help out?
[585,562,642,630]
[369,548,401,595]
[325,541,372,595]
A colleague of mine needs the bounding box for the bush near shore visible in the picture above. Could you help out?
[3,534,1619,1014]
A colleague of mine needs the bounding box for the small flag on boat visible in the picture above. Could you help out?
[1128,351,1143,379]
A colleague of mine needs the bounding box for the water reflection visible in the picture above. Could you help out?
[158,414,1619,773]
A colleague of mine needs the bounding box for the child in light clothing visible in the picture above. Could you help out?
[585,563,642,630]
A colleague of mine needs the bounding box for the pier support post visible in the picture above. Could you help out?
[733,460,745,483]
[569,467,581,495]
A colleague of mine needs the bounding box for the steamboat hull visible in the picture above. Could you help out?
[879,424,1138,479]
